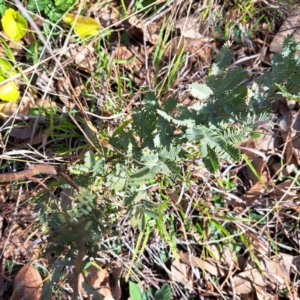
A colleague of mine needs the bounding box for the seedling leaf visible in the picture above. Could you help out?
[63,13,101,38]
[189,83,213,100]
[1,8,28,41]
[0,80,20,101]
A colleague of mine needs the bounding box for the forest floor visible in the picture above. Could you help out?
[1,0,300,299]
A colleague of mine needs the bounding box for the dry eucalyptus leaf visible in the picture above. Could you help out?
[71,44,97,72]
[0,38,24,58]
[179,250,226,276]
[0,96,33,117]
[245,232,269,257]
[175,16,208,40]
[170,259,193,290]
[79,262,111,298]
[36,71,56,94]
[9,126,33,139]
[233,267,265,296]
[243,157,265,186]
[111,261,122,300]
[163,37,213,63]
[273,179,297,198]
[241,172,268,206]
[170,259,188,283]
[128,15,161,44]
[114,45,150,84]
[12,263,43,300]
[270,14,300,53]
[261,257,290,288]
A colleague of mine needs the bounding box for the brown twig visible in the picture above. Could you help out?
[72,237,86,300]
[0,164,57,183]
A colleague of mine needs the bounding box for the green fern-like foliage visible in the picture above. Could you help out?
[262,35,300,98]
[158,37,300,172]
[110,36,300,175]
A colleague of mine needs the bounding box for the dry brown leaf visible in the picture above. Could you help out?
[206,244,235,266]
[170,259,188,282]
[245,232,269,257]
[270,162,295,177]
[270,14,300,53]
[261,257,290,288]
[179,250,226,276]
[175,16,208,40]
[233,267,265,295]
[23,240,40,260]
[12,263,43,300]
[292,256,300,273]
[273,179,297,198]
[241,292,256,300]
[237,138,257,159]
[23,30,36,46]
[79,262,112,298]
[277,111,293,140]
[9,126,33,139]
[255,289,273,300]
[20,130,49,146]
[278,110,300,164]
[254,123,276,154]
[36,72,56,94]
[170,259,193,290]
[114,45,152,84]
[71,44,97,72]
[0,96,33,117]
[163,37,213,63]
[0,37,24,58]
[241,172,268,206]
[97,5,119,27]
[56,77,76,109]
[35,97,58,109]
[128,15,161,44]
[243,157,265,186]
[111,261,122,300]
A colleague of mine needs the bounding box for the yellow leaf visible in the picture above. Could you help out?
[0,80,20,101]
[0,58,17,78]
[0,58,20,102]
[63,13,101,38]
[1,8,28,41]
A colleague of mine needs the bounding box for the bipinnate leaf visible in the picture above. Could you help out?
[84,151,95,168]
[203,146,219,173]
[63,13,101,38]
[1,8,28,41]
[215,45,233,69]
[189,83,213,100]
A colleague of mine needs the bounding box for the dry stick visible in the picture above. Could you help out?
[72,237,86,300]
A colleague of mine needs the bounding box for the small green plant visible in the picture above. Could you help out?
[38,35,300,297]
[27,0,77,22]
[129,281,172,300]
